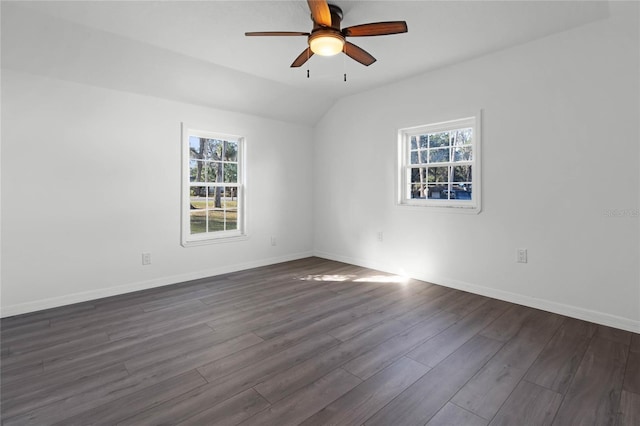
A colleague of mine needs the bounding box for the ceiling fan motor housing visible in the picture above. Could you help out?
[309,5,345,55]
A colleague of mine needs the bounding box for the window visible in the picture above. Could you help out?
[182,125,245,246]
[398,115,481,212]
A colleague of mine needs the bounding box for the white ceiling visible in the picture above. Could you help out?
[2,1,609,124]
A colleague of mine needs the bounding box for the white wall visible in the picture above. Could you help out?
[1,70,314,316]
[313,3,640,332]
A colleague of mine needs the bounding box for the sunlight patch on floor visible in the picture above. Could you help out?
[354,275,409,284]
[299,274,356,282]
[298,273,408,284]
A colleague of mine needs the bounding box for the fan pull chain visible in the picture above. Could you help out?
[307,69,310,78]
[306,48,310,79]
[343,45,347,82]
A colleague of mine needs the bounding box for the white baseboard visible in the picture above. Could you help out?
[0,251,313,318]
[314,250,640,334]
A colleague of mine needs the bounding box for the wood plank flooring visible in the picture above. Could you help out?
[1,257,639,425]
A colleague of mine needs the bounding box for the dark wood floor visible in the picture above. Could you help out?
[1,257,639,425]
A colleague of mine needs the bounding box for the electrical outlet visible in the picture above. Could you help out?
[142,252,152,265]
[377,232,384,242]
[270,237,277,246]
[516,248,527,263]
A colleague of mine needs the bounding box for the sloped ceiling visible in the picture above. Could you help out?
[1,1,609,125]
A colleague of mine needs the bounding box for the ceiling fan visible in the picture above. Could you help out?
[245,0,408,67]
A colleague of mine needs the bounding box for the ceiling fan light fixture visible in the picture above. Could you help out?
[309,32,345,56]
[245,0,407,67]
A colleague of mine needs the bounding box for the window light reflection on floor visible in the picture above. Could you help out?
[300,274,355,282]
[300,274,408,284]
[353,275,408,284]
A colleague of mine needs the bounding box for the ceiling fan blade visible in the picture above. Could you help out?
[344,41,376,66]
[245,31,310,37]
[291,47,314,67]
[342,21,408,37]
[307,0,331,27]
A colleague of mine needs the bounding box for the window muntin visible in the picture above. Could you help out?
[182,126,245,245]
[398,116,480,211]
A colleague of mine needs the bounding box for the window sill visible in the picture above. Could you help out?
[181,233,249,248]
[397,201,482,214]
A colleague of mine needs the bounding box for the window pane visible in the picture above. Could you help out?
[224,163,238,183]
[419,135,428,148]
[453,146,473,162]
[420,150,429,163]
[207,210,225,232]
[204,139,223,161]
[190,187,207,208]
[410,136,417,150]
[204,161,221,182]
[426,186,459,200]
[442,189,456,200]
[190,210,206,234]
[410,151,419,164]
[409,167,427,184]
[206,198,217,209]
[190,160,206,182]
[453,165,472,182]
[207,186,223,209]
[226,210,238,230]
[453,128,472,146]
[224,188,236,210]
[224,141,238,161]
[207,186,217,198]
[189,137,204,159]
[429,148,450,163]
[454,187,472,200]
[429,132,449,148]
[428,166,449,183]
[223,187,238,204]
[205,162,222,182]
[427,184,447,199]
[410,184,426,199]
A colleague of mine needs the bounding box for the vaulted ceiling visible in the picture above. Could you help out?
[2,1,609,125]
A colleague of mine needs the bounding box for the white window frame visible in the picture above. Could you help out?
[397,114,481,213]
[181,124,247,247]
